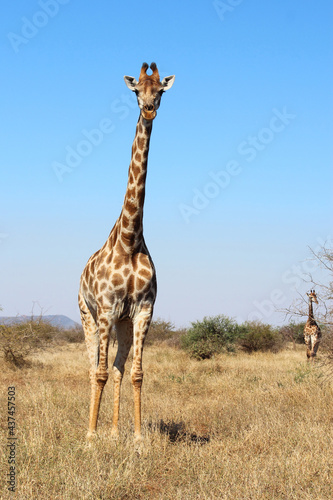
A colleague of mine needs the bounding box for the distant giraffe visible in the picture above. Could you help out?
[303,290,321,361]
[78,63,175,442]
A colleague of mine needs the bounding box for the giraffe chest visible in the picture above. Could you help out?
[304,322,321,338]
[81,246,157,319]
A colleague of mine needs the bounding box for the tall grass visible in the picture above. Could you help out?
[1,344,332,499]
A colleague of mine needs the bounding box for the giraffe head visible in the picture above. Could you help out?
[307,289,318,304]
[124,62,175,121]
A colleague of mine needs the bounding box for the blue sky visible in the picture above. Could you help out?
[1,0,332,327]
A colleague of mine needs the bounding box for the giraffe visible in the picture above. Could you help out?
[303,289,321,362]
[78,63,175,443]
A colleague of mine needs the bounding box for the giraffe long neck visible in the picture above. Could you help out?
[118,114,153,251]
[308,298,314,322]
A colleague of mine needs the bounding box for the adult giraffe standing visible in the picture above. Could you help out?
[303,290,321,362]
[78,63,175,442]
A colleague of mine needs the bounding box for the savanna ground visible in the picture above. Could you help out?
[1,343,332,499]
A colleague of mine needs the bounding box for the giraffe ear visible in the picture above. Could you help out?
[161,75,175,91]
[124,76,138,91]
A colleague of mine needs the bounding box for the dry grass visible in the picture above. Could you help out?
[1,344,332,499]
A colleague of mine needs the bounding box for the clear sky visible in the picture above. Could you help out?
[1,1,332,327]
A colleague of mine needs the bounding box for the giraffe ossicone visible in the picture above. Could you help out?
[78,63,175,442]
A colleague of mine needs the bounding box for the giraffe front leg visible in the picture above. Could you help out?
[304,334,311,361]
[111,320,133,438]
[310,334,321,362]
[131,307,152,443]
[87,372,105,439]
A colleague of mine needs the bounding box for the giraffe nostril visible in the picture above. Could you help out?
[144,104,154,111]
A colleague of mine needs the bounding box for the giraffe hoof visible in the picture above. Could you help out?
[134,434,144,455]
[86,430,98,442]
[111,429,119,440]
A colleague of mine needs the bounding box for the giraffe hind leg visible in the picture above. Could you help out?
[131,307,153,443]
[86,309,114,438]
[79,295,114,439]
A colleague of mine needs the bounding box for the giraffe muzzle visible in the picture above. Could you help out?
[142,105,156,120]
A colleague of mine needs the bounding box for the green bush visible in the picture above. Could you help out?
[238,321,285,353]
[181,315,245,360]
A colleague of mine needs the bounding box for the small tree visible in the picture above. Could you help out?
[279,321,305,350]
[284,244,333,362]
[147,318,175,344]
[146,318,185,348]
[181,315,244,360]
[0,319,59,367]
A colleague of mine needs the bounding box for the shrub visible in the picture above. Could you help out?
[238,321,285,353]
[181,315,245,360]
